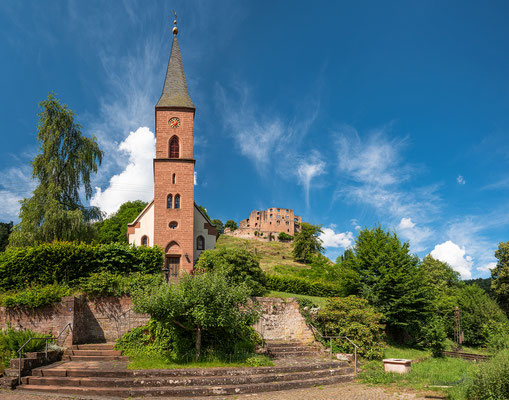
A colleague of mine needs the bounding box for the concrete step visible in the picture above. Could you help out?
[61,355,129,362]
[22,367,354,388]
[63,349,122,356]
[19,374,354,397]
[32,361,348,378]
[71,343,116,350]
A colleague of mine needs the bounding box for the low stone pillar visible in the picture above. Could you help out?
[383,358,412,374]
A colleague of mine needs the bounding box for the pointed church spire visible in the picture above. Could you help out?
[156,12,195,109]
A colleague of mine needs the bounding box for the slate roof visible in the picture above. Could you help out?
[156,35,195,109]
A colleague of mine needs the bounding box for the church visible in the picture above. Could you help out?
[127,18,217,277]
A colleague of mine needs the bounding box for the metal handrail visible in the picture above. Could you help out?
[309,323,358,376]
[16,322,72,385]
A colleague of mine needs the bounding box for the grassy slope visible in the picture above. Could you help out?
[215,235,308,273]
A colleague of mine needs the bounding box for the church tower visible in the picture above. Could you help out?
[153,17,196,275]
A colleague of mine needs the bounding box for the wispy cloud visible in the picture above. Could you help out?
[397,217,433,252]
[456,175,466,185]
[0,165,37,221]
[296,151,326,208]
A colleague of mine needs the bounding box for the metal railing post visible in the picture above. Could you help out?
[329,337,333,360]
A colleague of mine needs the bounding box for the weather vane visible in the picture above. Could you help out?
[172,10,178,35]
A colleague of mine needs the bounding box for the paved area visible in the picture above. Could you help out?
[1,383,442,400]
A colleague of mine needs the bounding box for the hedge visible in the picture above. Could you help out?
[265,274,343,297]
[0,242,164,291]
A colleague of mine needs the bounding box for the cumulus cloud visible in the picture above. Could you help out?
[398,217,415,230]
[477,262,497,273]
[90,127,155,215]
[457,175,466,185]
[430,240,473,279]
[320,228,354,248]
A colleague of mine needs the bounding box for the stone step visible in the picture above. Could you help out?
[33,361,348,378]
[22,367,354,388]
[61,355,129,362]
[266,346,320,352]
[264,341,304,348]
[269,350,321,358]
[19,374,354,397]
[71,343,116,350]
[63,349,122,356]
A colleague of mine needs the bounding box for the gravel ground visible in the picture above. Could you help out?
[0,383,444,400]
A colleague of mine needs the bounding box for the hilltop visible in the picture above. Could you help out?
[215,235,309,273]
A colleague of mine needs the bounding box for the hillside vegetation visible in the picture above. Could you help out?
[215,235,308,273]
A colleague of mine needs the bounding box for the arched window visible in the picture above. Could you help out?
[167,194,173,209]
[141,236,149,246]
[174,194,181,209]
[172,173,176,184]
[197,235,205,250]
[169,136,179,158]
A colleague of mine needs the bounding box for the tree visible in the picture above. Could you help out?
[336,225,431,341]
[224,220,238,231]
[211,219,224,234]
[195,248,267,296]
[292,223,324,263]
[492,241,509,313]
[95,200,147,243]
[0,222,13,251]
[9,93,103,247]
[133,271,260,360]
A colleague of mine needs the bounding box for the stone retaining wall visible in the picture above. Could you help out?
[0,296,313,345]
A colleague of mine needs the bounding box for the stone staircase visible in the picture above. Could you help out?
[265,339,326,358]
[17,342,354,397]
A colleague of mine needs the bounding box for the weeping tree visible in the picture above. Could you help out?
[9,93,103,247]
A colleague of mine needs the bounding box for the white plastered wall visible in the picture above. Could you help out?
[128,202,154,246]
[193,206,217,262]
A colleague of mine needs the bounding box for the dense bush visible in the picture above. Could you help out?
[78,271,163,298]
[0,241,164,291]
[0,324,51,358]
[418,315,447,357]
[132,271,261,360]
[265,273,343,297]
[0,284,72,309]
[316,296,386,360]
[116,319,176,358]
[195,248,267,296]
[465,349,509,399]
[278,232,293,242]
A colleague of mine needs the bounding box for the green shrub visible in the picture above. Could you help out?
[0,241,164,291]
[316,296,386,360]
[79,271,163,298]
[465,349,509,399]
[278,232,293,242]
[195,248,267,296]
[116,319,177,358]
[265,274,343,297]
[419,315,447,357]
[0,284,72,309]
[0,324,51,358]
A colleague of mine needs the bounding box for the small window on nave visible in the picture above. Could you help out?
[197,235,205,250]
[141,236,149,246]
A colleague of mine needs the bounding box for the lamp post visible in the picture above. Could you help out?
[162,265,169,283]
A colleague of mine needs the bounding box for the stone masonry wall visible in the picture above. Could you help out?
[253,297,315,344]
[0,296,313,346]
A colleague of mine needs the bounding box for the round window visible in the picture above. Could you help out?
[169,221,178,229]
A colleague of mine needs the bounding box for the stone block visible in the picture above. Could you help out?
[383,358,412,374]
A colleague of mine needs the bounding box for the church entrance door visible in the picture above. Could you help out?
[165,255,180,278]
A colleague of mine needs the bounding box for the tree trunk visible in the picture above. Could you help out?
[195,325,201,361]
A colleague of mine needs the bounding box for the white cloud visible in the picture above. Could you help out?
[350,219,361,231]
[194,172,197,186]
[457,175,466,185]
[0,165,37,221]
[320,228,354,249]
[477,262,497,273]
[90,127,155,215]
[430,240,473,279]
[398,217,415,230]
[296,151,326,208]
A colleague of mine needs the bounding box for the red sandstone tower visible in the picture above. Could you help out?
[153,19,195,274]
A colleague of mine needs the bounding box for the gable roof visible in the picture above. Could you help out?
[127,200,154,227]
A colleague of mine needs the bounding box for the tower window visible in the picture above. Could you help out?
[169,136,179,158]
[172,173,176,184]
[141,236,149,246]
[197,235,205,250]
[174,194,181,209]
[167,194,173,209]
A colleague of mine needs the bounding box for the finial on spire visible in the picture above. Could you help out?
[172,10,178,35]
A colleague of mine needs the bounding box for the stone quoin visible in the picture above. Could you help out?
[127,20,217,274]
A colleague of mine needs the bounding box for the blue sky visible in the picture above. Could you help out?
[1,1,508,279]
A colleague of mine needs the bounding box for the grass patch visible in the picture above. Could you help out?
[267,290,328,308]
[127,354,274,370]
[359,346,479,398]
[216,235,307,273]
[443,339,489,355]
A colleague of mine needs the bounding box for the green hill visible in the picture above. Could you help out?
[215,235,309,273]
